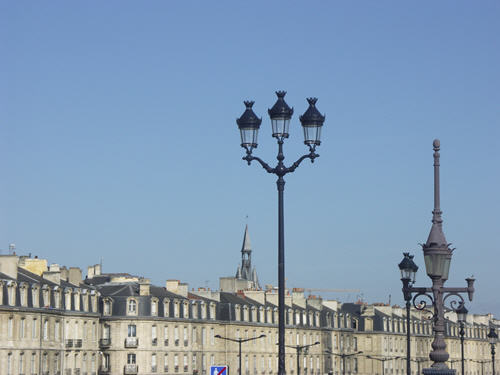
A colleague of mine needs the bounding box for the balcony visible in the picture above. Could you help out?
[164,366,169,373]
[65,339,73,348]
[152,337,158,346]
[175,365,179,373]
[175,339,179,346]
[184,365,189,372]
[99,338,111,347]
[125,337,139,348]
[99,367,110,375]
[74,339,83,348]
[164,338,169,346]
[151,365,157,373]
[124,364,138,375]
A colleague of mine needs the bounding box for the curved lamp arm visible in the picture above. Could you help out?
[243,154,275,173]
[287,151,319,173]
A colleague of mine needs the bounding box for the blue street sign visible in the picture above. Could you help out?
[210,365,228,375]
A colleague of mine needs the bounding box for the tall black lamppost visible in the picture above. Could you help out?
[456,304,468,375]
[366,355,403,375]
[398,140,475,375]
[215,334,266,375]
[236,91,325,375]
[488,326,498,375]
[399,253,419,375]
[325,350,363,375]
[286,341,320,375]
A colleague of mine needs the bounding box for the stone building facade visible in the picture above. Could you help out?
[0,228,498,375]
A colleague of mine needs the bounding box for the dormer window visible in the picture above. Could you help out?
[81,289,89,312]
[174,301,180,318]
[19,283,28,307]
[103,298,112,316]
[183,301,189,318]
[164,299,170,317]
[53,287,61,309]
[90,290,98,312]
[209,303,216,320]
[42,285,50,308]
[235,304,241,321]
[64,288,72,310]
[73,289,81,311]
[191,301,198,319]
[151,298,158,316]
[7,281,17,306]
[127,299,137,315]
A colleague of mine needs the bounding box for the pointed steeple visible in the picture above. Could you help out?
[241,224,252,254]
[236,266,242,279]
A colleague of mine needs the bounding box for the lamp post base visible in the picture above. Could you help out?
[422,368,456,375]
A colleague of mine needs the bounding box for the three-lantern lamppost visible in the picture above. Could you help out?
[285,341,320,375]
[236,91,325,375]
[325,350,363,375]
[398,140,475,375]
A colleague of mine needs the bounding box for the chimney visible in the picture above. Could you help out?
[139,278,151,296]
[87,265,95,279]
[166,280,180,294]
[0,255,19,279]
[68,267,82,286]
[43,264,61,285]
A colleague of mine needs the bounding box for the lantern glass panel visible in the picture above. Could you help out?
[424,253,448,279]
[240,128,259,149]
[271,118,290,138]
[303,125,322,145]
[400,268,411,280]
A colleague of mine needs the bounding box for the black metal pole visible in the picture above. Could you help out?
[460,322,465,375]
[342,355,346,375]
[277,141,286,375]
[406,300,411,375]
[492,343,496,375]
[297,347,300,375]
[239,340,242,375]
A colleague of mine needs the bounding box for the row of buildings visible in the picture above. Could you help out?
[0,227,498,375]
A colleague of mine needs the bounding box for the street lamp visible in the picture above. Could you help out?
[366,355,403,375]
[456,304,468,375]
[399,252,418,375]
[488,326,498,375]
[286,341,320,375]
[237,91,325,375]
[215,334,266,375]
[325,350,363,375]
[398,140,475,375]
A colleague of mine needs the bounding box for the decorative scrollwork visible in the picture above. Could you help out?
[443,292,465,312]
[412,292,435,319]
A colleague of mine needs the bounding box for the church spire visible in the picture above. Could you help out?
[241,224,252,254]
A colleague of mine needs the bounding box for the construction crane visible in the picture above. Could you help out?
[301,288,361,293]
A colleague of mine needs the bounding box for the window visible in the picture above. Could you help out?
[43,319,49,340]
[152,325,158,345]
[152,299,158,316]
[55,321,60,341]
[202,327,206,345]
[103,299,111,315]
[127,353,136,364]
[164,326,169,346]
[174,354,179,370]
[83,353,88,373]
[164,354,169,372]
[20,353,25,374]
[192,327,197,344]
[128,299,137,314]
[152,353,157,372]
[43,353,48,372]
[175,326,179,346]
[7,353,12,375]
[91,354,96,373]
[8,317,13,338]
[184,326,188,346]
[128,324,137,337]
[92,322,97,341]
[83,321,88,340]
[32,318,37,339]
[210,328,215,345]
[31,353,36,374]
[184,354,188,371]
[193,354,197,370]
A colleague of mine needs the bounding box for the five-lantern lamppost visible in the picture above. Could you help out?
[236,91,325,375]
[286,341,320,375]
[488,326,498,375]
[215,334,266,375]
[398,140,475,375]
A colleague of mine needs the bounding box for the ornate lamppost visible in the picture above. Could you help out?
[215,334,266,375]
[455,304,468,375]
[399,253,419,375]
[236,91,325,375]
[488,326,498,375]
[286,341,320,375]
[398,139,475,375]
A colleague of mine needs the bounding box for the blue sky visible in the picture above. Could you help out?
[1,1,499,316]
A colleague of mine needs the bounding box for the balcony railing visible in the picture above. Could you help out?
[125,337,139,348]
[99,338,111,347]
[184,365,189,372]
[65,339,73,348]
[124,364,138,375]
[164,338,169,346]
[65,369,72,375]
[74,339,83,348]
[99,367,110,375]
[74,369,81,375]
[164,366,169,373]
[152,337,158,346]
[175,339,180,346]
[184,339,188,346]
[151,365,157,373]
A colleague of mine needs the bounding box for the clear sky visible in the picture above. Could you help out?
[2,2,499,316]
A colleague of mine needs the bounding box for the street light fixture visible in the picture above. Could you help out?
[456,304,468,375]
[366,355,403,375]
[215,334,266,375]
[325,350,363,375]
[398,140,475,375]
[285,341,320,375]
[237,91,325,375]
[488,326,498,375]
